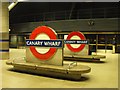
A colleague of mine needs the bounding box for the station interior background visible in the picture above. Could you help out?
[1,2,119,88]
[9,2,120,53]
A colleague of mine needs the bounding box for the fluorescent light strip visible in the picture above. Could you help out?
[8,2,18,11]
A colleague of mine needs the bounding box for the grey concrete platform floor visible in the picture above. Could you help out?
[1,49,118,88]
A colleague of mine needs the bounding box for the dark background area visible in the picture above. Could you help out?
[10,2,119,14]
[9,2,119,24]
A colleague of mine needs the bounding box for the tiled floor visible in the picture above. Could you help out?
[1,49,118,88]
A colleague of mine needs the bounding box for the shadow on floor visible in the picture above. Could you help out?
[7,68,90,82]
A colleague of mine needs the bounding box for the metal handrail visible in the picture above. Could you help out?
[68,62,77,69]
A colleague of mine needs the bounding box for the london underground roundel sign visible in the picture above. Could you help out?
[29,26,57,60]
[66,31,86,52]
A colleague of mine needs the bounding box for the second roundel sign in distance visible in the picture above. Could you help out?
[66,31,86,52]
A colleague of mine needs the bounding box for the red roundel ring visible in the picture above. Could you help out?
[30,26,57,60]
[66,31,86,52]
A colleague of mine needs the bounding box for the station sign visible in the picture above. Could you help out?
[26,26,88,60]
[26,40,63,48]
[65,31,87,52]
[26,40,87,47]
[27,26,58,60]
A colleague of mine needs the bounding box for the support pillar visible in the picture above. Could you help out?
[0,2,9,60]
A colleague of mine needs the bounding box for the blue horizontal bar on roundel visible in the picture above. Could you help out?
[64,40,89,44]
[26,40,63,48]
[0,50,9,52]
[0,40,9,42]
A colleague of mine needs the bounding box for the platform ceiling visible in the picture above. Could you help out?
[9,2,119,24]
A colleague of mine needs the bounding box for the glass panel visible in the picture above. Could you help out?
[10,35,17,48]
[107,46,112,50]
[115,34,120,53]
[116,34,120,44]
[98,34,106,44]
[98,46,105,49]
[106,34,116,44]
[17,36,25,46]
[85,34,96,44]
[89,45,96,52]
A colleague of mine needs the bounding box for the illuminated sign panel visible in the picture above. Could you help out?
[64,40,88,44]
[26,40,63,48]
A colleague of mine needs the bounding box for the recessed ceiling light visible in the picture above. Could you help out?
[8,2,18,11]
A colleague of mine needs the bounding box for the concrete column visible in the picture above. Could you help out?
[112,45,115,53]
[0,2,2,89]
[0,2,9,60]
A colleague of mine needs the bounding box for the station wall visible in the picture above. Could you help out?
[10,18,118,32]
[9,18,120,53]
